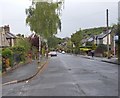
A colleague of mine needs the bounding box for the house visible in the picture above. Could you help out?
[81,35,97,46]
[97,30,112,45]
[82,28,117,49]
[83,29,115,45]
[0,26,9,48]
[0,25,16,48]
[81,38,89,46]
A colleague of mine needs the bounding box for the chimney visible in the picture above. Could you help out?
[4,25,10,33]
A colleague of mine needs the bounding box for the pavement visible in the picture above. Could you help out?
[79,55,119,65]
[2,57,47,85]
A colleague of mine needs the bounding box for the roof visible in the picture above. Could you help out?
[97,30,111,39]
[87,35,97,42]
[81,39,87,43]
[6,32,16,39]
[88,37,94,42]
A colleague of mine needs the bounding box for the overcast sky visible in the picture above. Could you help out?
[0,0,119,38]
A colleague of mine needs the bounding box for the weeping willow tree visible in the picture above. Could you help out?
[26,0,64,39]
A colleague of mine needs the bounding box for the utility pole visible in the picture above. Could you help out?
[106,9,110,59]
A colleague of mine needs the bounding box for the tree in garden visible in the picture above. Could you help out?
[15,37,31,53]
[26,0,64,39]
[71,31,82,54]
[29,34,39,50]
[15,36,32,61]
[47,36,63,50]
[66,39,73,53]
[71,31,82,47]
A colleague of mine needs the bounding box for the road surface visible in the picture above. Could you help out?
[2,53,118,96]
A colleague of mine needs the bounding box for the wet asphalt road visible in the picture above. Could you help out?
[2,53,118,96]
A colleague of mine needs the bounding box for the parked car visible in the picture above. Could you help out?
[48,51,57,57]
[62,51,65,54]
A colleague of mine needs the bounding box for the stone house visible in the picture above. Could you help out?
[0,25,16,48]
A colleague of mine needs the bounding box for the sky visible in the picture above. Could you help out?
[0,0,119,38]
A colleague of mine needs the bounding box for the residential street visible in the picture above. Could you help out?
[2,53,118,96]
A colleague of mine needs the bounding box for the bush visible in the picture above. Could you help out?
[11,46,25,53]
[11,46,26,62]
[2,48,13,67]
[2,48,12,58]
[95,44,107,53]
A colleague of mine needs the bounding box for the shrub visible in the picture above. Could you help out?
[2,48,12,58]
[2,48,13,67]
[11,46,26,62]
[11,46,25,53]
[95,44,107,53]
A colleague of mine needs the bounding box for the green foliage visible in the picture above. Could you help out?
[11,46,27,62]
[42,48,45,56]
[71,31,82,47]
[48,36,63,49]
[65,40,73,53]
[86,41,92,46]
[92,44,97,50]
[31,46,38,59]
[66,40,72,48]
[2,48,12,58]
[11,46,25,54]
[15,38,31,52]
[81,27,109,39]
[26,2,62,38]
[2,48,13,67]
[71,31,83,54]
[80,46,92,48]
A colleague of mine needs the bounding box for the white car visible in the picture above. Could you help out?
[48,51,57,57]
[62,51,65,54]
